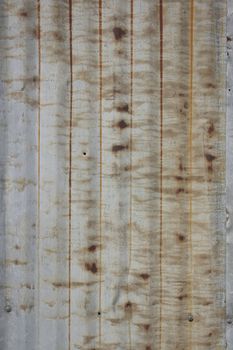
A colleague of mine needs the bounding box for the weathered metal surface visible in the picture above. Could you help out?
[0,1,226,349]
[227,1,233,349]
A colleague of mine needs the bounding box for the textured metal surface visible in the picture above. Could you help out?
[0,1,226,349]
[227,1,233,349]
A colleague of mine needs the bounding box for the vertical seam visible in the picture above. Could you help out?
[37,0,41,348]
[68,0,73,349]
[159,0,163,348]
[127,1,134,349]
[188,0,194,344]
[98,0,103,347]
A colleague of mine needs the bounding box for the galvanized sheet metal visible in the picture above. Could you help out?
[0,1,226,349]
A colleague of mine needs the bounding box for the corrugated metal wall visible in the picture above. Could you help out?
[0,1,227,349]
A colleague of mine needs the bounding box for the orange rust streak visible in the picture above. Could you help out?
[98,0,103,347]
[188,0,194,345]
[68,0,73,349]
[159,0,163,348]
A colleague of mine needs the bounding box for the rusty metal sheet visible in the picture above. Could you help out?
[0,0,226,349]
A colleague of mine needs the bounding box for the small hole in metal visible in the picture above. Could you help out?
[83,152,87,156]
[188,314,194,322]
[97,311,101,316]
[5,305,12,313]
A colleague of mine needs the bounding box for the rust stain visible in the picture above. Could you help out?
[177,233,186,242]
[88,245,97,252]
[125,301,133,320]
[116,120,128,129]
[52,281,97,288]
[176,188,187,195]
[113,27,127,40]
[159,1,164,348]
[4,259,28,266]
[140,273,150,280]
[207,121,215,136]
[205,152,216,174]
[52,31,64,42]
[18,9,28,17]
[116,103,129,112]
[206,82,216,89]
[112,144,128,153]
[205,153,216,162]
[143,324,150,331]
[178,294,188,301]
[20,304,34,311]
[85,262,98,274]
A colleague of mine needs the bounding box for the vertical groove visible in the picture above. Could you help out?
[37,0,41,348]
[68,0,73,349]
[188,0,194,345]
[127,1,134,349]
[129,0,134,277]
[98,0,103,347]
[159,0,163,348]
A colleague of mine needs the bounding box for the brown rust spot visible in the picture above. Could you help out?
[205,153,216,173]
[15,245,20,250]
[175,176,184,181]
[176,188,185,195]
[88,245,97,252]
[20,304,34,311]
[116,103,129,113]
[198,253,209,261]
[206,82,216,89]
[53,31,64,42]
[112,144,128,153]
[125,301,133,320]
[203,300,212,306]
[178,294,188,300]
[140,273,150,280]
[113,27,127,40]
[20,283,34,289]
[18,9,28,17]
[5,259,28,266]
[184,101,188,109]
[146,346,152,350]
[85,262,97,274]
[125,301,132,310]
[117,120,128,129]
[205,153,216,162]
[207,121,214,136]
[52,281,97,288]
[33,28,40,39]
[144,324,150,331]
[177,233,186,242]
